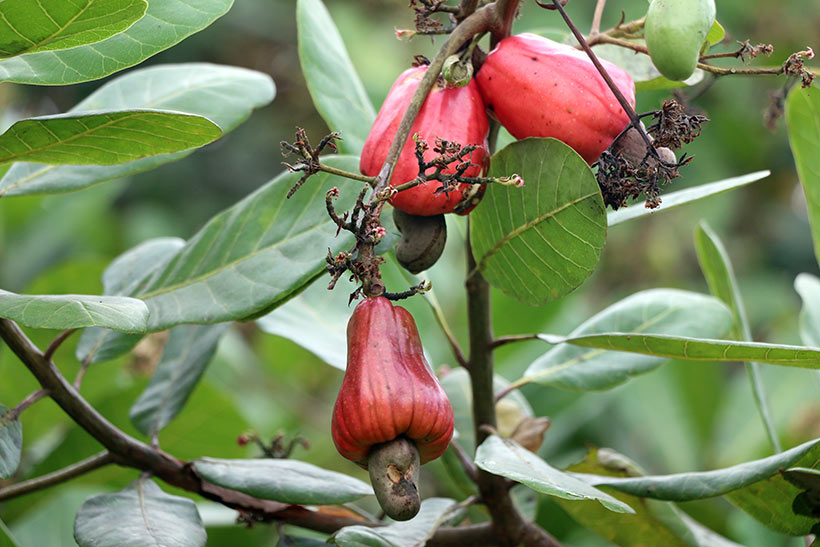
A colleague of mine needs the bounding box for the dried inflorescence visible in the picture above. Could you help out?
[280,127,342,198]
[783,47,816,88]
[648,99,709,150]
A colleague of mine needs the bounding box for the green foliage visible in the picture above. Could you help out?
[0,404,22,479]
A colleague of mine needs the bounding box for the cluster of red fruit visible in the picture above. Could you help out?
[360,33,636,217]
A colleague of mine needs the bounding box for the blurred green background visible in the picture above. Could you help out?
[1,0,819,545]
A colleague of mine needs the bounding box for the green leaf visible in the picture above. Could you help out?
[705,20,726,47]
[522,289,733,391]
[607,171,770,226]
[0,63,275,197]
[694,221,780,452]
[0,0,234,85]
[572,438,820,501]
[0,289,148,332]
[0,404,22,479]
[470,138,606,305]
[795,273,820,348]
[594,43,704,91]
[541,332,820,369]
[787,85,820,269]
[193,458,372,505]
[74,478,206,547]
[75,237,184,365]
[130,324,229,436]
[727,447,820,535]
[296,0,375,155]
[0,517,20,547]
[0,110,221,166]
[557,447,741,547]
[474,435,634,514]
[0,0,147,58]
[332,498,458,547]
[135,156,361,330]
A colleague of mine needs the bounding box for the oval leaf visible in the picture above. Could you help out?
[332,498,458,547]
[573,438,820,502]
[135,156,361,330]
[522,289,733,391]
[193,458,372,505]
[76,237,185,365]
[0,110,221,166]
[594,43,704,91]
[0,0,234,85]
[0,289,148,332]
[130,324,229,436]
[74,478,206,547]
[0,404,22,479]
[474,435,633,514]
[0,64,275,197]
[297,0,375,155]
[0,0,147,58]
[470,138,606,305]
[607,171,770,226]
[787,85,820,269]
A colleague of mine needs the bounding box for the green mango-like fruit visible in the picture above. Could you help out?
[645,0,716,82]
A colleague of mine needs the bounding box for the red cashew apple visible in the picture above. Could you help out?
[331,296,454,467]
[476,33,636,164]
[360,65,490,216]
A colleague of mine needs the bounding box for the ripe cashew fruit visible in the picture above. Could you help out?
[645,0,716,82]
[475,33,636,164]
[360,65,489,216]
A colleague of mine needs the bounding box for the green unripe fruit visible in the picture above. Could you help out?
[645,0,716,81]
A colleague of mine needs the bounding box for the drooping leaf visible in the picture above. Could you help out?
[0,64,275,197]
[795,273,820,348]
[557,447,742,547]
[0,0,147,58]
[0,110,221,166]
[296,0,375,155]
[0,404,22,479]
[572,438,820,501]
[0,0,234,85]
[470,138,606,305]
[694,221,780,451]
[130,324,229,436]
[75,237,185,365]
[786,85,820,269]
[0,289,148,332]
[332,498,458,547]
[726,447,820,536]
[193,458,372,505]
[607,171,770,226]
[475,435,633,513]
[74,478,206,547]
[522,289,733,391]
[539,332,820,370]
[135,156,361,330]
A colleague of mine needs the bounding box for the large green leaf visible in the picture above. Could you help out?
[0,289,148,332]
[74,478,206,547]
[521,289,733,391]
[607,171,770,227]
[694,221,780,451]
[786,85,820,268]
[0,110,221,166]
[332,498,458,547]
[470,138,606,305]
[0,64,275,197]
[296,0,375,155]
[75,237,184,365]
[474,435,633,514]
[540,332,820,369]
[594,43,704,91]
[134,156,361,330]
[0,404,22,479]
[0,0,234,85]
[0,0,147,58]
[193,458,372,505]
[727,446,820,535]
[557,448,742,547]
[0,517,20,547]
[572,438,820,501]
[130,324,229,436]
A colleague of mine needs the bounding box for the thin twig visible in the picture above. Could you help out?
[43,328,77,361]
[490,334,541,350]
[589,0,607,36]
[0,452,113,501]
[449,441,478,482]
[8,389,49,419]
